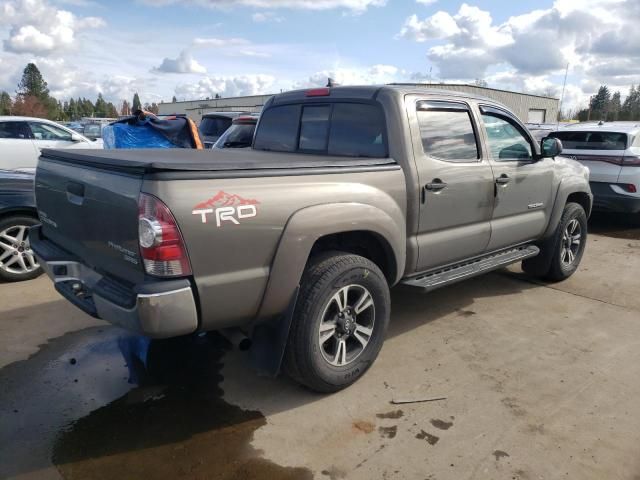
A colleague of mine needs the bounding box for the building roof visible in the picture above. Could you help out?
[164,82,559,106]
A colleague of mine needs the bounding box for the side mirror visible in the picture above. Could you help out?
[71,133,84,142]
[541,137,562,158]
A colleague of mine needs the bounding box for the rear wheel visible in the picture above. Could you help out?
[284,252,390,393]
[0,215,42,282]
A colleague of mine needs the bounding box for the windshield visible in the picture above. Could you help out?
[549,131,628,150]
[199,117,233,138]
[213,123,256,149]
[83,124,101,137]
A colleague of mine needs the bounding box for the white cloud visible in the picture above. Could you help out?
[1,0,105,55]
[293,64,401,89]
[398,0,640,108]
[192,37,250,47]
[252,12,284,22]
[175,74,276,99]
[416,0,437,4]
[141,0,386,12]
[154,50,207,74]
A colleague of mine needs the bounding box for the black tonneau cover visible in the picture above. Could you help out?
[40,148,396,173]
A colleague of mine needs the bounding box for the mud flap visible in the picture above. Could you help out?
[249,287,299,377]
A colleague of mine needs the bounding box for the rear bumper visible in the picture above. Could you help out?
[590,182,640,214]
[30,225,198,338]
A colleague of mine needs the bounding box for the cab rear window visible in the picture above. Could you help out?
[254,102,387,158]
[549,131,628,150]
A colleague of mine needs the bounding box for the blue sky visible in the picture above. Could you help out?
[0,0,638,111]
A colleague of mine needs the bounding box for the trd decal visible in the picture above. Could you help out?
[192,191,259,227]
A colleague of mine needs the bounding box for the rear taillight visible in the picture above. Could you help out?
[138,193,191,277]
[620,183,637,193]
[622,155,640,166]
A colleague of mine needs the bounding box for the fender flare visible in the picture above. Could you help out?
[542,180,592,239]
[256,202,406,320]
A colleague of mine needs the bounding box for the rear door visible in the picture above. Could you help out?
[479,105,555,250]
[0,121,38,169]
[408,98,495,271]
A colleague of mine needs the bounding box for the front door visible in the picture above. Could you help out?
[27,121,76,153]
[478,105,555,251]
[410,98,495,272]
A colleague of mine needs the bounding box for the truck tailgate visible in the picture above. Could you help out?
[35,155,145,284]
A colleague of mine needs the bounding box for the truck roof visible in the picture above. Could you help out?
[270,84,505,107]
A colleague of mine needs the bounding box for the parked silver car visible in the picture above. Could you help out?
[549,122,640,213]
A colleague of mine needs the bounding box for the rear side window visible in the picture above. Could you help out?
[417,109,479,162]
[253,104,300,152]
[254,102,387,158]
[549,131,628,150]
[0,121,30,139]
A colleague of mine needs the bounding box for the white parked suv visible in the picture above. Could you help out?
[0,116,102,170]
[549,122,640,213]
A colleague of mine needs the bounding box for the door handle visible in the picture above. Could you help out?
[425,179,447,191]
[495,174,510,185]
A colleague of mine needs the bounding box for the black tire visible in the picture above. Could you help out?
[0,215,43,282]
[284,252,390,393]
[523,203,587,282]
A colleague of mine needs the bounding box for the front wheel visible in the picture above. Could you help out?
[0,215,42,282]
[528,202,587,282]
[283,252,390,393]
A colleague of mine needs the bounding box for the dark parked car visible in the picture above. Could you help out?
[213,114,259,149]
[199,112,248,148]
[0,169,41,282]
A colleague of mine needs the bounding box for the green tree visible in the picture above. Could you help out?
[17,63,49,100]
[0,91,12,115]
[621,85,640,121]
[132,92,141,111]
[94,93,107,117]
[589,85,610,120]
[609,91,622,121]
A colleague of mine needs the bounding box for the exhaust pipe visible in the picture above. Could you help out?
[220,328,252,351]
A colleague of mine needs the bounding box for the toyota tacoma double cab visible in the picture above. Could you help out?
[31,85,592,392]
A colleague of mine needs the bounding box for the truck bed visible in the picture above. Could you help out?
[40,148,397,173]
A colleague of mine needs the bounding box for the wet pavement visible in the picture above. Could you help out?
[0,328,311,479]
[1,213,639,480]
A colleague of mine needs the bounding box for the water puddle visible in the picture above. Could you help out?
[0,327,312,479]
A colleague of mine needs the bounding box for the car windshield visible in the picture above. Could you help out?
[549,131,628,150]
[214,123,256,149]
[199,117,233,138]
[84,124,101,137]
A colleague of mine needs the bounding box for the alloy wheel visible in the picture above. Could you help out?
[0,225,39,276]
[318,284,376,367]
[560,218,582,267]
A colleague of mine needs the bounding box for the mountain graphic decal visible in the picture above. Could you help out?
[194,191,259,210]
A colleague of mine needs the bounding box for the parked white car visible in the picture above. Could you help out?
[549,122,640,213]
[0,116,102,170]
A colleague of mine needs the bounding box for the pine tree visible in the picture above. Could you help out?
[132,92,141,111]
[610,91,622,121]
[17,63,49,100]
[95,93,107,117]
[0,91,12,115]
[121,100,131,116]
[589,85,611,120]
